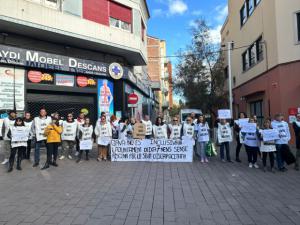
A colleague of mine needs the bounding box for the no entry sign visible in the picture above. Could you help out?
[128,93,139,105]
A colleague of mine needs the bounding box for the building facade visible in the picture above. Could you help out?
[221,0,300,126]
[0,0,154,123]
[147,36,173,122]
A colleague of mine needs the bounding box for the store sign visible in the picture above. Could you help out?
[55,74,75,87]
[77,76,97,88]
[0,66,25,110]
[0,44,107,76]
[27,70,54,84]
[109,63,123,80]
[97,79,114,117]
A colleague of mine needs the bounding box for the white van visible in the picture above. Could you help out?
[180,109,202,123]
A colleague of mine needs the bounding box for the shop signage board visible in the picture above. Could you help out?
[27,70,54,84]
[0,66,25,110]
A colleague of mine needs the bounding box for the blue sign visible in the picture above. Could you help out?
[97,79,114,117]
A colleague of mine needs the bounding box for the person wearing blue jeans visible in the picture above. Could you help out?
[34,140,46,165]
[220,141,231,162]
[217,119,233,163]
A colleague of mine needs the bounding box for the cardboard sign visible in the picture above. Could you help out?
[133,123,146,139]
[80,140,93,150]
[262,129,280,142]
[218,109,231,119]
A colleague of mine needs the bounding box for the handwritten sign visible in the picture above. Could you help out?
[218,109,231,119]
[238,118,249,127]
[97,136,111,146]
[262,129,280,142]
[11,129,29,142]
[241,123,257,133]
[80,140,93,150]
[110,139,194,162]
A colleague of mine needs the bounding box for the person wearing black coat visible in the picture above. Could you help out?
[292,113,300,171]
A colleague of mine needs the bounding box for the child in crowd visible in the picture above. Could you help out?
[77,118,93,163]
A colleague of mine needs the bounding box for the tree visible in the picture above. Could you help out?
[173,20,228,116]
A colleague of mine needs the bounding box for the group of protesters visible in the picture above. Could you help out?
[1,108,299,173]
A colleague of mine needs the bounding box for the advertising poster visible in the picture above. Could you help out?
[55,74,74,87]
[0,66,25,110]
[97,79,114,118]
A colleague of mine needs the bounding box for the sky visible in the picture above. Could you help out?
[147,0,228,64]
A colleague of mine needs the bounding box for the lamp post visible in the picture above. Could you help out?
[227,41,233,118]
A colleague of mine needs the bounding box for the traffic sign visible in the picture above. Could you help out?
[128,93,139,104]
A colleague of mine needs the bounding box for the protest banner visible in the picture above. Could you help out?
[133,123,146,139]
[262,129,280,142]
[241,123,257,133]
[238,118,249,127]
[11,128,29,142]
[80,140,93,150]
[110,139,194,162]
[218,109,231,119]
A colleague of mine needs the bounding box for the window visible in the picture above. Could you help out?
[242,35,263,71]
[254,0,261,6]
[240,4,247,26]
[109,1,132,32]
[250,100,264,126]
[247,0,254,16]
[242,51,249,71]
[249,44,256,66]
[256,36,263,61]
[297,12,300,42]
[141,20,145,42]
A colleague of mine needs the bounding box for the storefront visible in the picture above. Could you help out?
[0,44,154,123]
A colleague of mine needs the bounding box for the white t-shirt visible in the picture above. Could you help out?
[217,123,232,143]
[142,120,153,136]
[153,124,168,139]
[3,117,16,140]
[168,124,182,139]
[33,116,52,142]
[61,121,78,141]
[10,126,30,148]
[195,122,210,142]
[182,123,194,138]
[118,123,129,140]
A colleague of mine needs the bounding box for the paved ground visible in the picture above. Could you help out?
[0,147,300,225]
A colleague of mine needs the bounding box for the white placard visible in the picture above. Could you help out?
[289,115,296,124]
[218,109,231,119]
[97,136,111,146]
[110,139,194,162]
[238,118,249,127]
[80,140,93,150]
[262,129,280,142]
[241,123,257,133]
[11,129,29,142]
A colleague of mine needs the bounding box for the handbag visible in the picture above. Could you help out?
[205,141,217,157]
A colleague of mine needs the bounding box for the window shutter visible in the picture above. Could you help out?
[109,1,132,24]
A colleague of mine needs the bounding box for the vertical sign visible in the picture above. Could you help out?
[0,66,25,110]
[97,79,114,118]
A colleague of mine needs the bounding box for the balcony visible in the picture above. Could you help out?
[0,0,147,65]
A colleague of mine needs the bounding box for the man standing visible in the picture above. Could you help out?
[24,112,33,160]
[1,110,16,165]
[32,108,52,167]
[60,113,77,160]
[142,115,153,139]
[75,112,85,156]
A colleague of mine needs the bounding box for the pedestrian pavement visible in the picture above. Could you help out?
[0,147,300,225]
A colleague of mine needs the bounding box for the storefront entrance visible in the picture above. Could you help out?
[27,92,97,124]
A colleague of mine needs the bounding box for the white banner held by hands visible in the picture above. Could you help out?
[241,123,257,133]
[262,129,280,142]
[218,109,231,119]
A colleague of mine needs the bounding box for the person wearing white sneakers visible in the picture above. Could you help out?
[60,113,77,160]
[241,117,260,169]
[2,110,17,165]
[195,115,210,163]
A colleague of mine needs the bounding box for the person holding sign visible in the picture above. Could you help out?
[142,115,153,139]
[76,118,93,163]
[1,110,16,165]
[60,113,78,160]
[182,116,195,139]
[292,113,300,171]
[95,115,112,161]
[32,108,52,167]
[23,112,33,160]
[7,118,29,172]
[195,115,210,163]
[118,117,130,140]
[217,119,233,162]
[241,117,260,169]
[259,119,277,172]
[42,117,62,170]
[153,117,168,139]
[168,117,182,140]
[234,112,247,163]
[271,114,291,172]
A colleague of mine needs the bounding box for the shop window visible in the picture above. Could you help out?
[297,12,300,42]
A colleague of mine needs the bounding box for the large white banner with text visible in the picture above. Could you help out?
[110,139,194,162]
